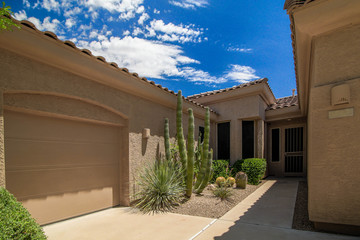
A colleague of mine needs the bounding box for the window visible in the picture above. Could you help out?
[199,126,204,143]
[217,122,230,160]
[242,121,254,159]
[271,128,280,162]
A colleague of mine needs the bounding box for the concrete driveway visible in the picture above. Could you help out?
[43,180,359,240]
[43,207,214,240]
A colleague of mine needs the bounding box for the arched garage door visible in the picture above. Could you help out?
[5,110,121,225]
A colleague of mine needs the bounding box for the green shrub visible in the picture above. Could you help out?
[230,159,244,177]
[212,185,232,200]
[0,187,47,240]
[210,160,230,183]
[135,159,185,214]
[241,158,266,185]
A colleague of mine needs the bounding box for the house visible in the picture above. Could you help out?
[0,19,216,224]
[284,0,360,235]
[0,0,358,234]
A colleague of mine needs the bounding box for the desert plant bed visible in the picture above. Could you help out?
[170,180,266,219]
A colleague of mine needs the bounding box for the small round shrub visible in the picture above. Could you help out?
[211,160,230,183]
[215,177,226,187]
[0,187,47,240]
[241,158,267,185]
[135,159,185,214]
[230,159,244,177]
[226,177,235,187]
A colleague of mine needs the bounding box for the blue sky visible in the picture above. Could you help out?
[11,0,295,98]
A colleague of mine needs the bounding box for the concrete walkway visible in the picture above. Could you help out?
[194,179,358,240]
[44,179,359,240]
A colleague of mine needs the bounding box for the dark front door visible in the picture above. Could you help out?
[217,122,230,160]
[284,127,304,175]
[242,121,254,159]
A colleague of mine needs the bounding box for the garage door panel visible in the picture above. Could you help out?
[7,165,119,200]
[5,139,118,167]
[5,111,119,143]
[4,110,121,225]
[22,187,117,225]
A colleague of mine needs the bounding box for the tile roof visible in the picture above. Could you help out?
[266,95,298,111]
[186,78,269,100]
[11,18,217,114]
[284,0,316,11]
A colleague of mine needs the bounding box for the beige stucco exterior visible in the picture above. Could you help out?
[191,82,276,164]
[0,25,214,224]
[1,0,359,232]
[288,0,360,234]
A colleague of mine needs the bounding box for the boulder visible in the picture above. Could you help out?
[235,171,247,189]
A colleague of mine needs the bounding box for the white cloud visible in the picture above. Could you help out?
[89,30,98,39]
[84,0,143,20]
[153,8,160,14]
[123,30,131,36]
[41,0,60,12]
[143,19,203,43]
[138,12,149,25]
[40,17,60,32]
[76,36,199,79]
[14,11,61,33]
[169,0,208,9]
[227,47,253,53]
[91,11,99,21]
[225,65,259,83]
[65,18,76,28]
[132,27,143,36]
[23,0,31,8]
[136,5,145,14]
[14,10,28,21]
[25,16,60,33]
[119,11,135,20]
[64,7,82,17]
[179,67,226,84]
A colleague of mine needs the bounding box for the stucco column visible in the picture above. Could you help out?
[0,90,5,187]
[256,119,265,158]
[230,119,242,164]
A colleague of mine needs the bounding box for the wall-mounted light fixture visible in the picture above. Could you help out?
[143,128,150,139]
[331,84,350,106]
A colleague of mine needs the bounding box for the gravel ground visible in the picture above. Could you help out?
[292,181,315,231]
[170,181,266,219]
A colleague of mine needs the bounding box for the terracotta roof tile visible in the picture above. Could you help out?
[186,78,268,100]
[12,18,217,114]
[284,0,316,11]
[266,95,298,111]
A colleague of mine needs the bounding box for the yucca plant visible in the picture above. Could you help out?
[213,185,233,201]
[135,159,185,214]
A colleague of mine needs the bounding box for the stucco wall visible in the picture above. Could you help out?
[0,48,206,203]
[307,24,360,227]
[205,95,265,163]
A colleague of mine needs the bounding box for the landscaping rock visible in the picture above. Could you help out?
[207,184,216,191]
[235,171,247,189]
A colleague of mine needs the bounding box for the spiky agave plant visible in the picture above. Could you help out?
[135,159,185,214]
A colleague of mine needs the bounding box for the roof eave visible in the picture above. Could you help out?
[0,18,218,119]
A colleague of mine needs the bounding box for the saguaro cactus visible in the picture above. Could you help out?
[164,118,171,161]
[194,107,212,193]
[174,92,212,196]
[176,90,187,173]
[186,109,195,197]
